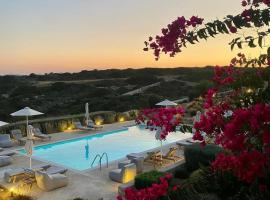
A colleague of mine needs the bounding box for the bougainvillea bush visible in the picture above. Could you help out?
[136,107,185,140]
[118,0,270,199]
[117,174,177,200]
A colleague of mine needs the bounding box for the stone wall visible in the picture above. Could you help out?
[0,110,138,136]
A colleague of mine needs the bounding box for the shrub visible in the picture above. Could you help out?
[134,170,165,189]
[91,111,116,124]
[93,115,104,125]
[184,144,223,172]
[128,110,138,120]
[174,163,190,179]
[116,112,129,122]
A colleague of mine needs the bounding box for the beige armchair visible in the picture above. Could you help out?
[35,171,68,191]
[109,163,136,183]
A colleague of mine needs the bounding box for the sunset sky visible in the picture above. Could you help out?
[0,0,260,74]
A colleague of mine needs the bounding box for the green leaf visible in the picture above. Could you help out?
[248,39,257,48]
[237,42,242,49]
[258,36,263,48]
[207,27,216,37]
[216,21,224,33]
[262,9,270,25]
[221,22,229,34]
[232,16,243,29]
[231,42,236,51]
[187,37,195,44]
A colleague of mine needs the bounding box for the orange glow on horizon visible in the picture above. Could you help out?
[0,0,263,74]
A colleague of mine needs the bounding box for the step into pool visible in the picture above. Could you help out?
[19,126,192,171]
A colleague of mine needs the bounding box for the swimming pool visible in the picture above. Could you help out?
[19,126,192,171]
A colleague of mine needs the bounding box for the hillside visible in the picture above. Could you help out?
[0,67,214,121]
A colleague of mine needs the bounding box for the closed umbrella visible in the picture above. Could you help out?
[25,125,34,169]
[156,99,177,107]
[155,128,164,162]
[0,121,8,127]
[194,111,201,123]
[85,103,89,126]
[192,111,201,134]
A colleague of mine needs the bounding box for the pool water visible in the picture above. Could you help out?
[19,126,192,171]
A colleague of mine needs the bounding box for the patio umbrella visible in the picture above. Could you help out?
[85,103,89,126]
[0,121,8,127]
[11,107,43,129]
[25,125,34,169]
[156,99,177,107]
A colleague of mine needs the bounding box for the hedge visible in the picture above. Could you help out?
[134,170,166,189]
[184,144,223,172]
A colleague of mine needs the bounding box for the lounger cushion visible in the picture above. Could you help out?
[119,157,144,174]
[0,156,12,167]
[0,134,14,148]
[35,171,68,191]
[126,153,145,160]
[118,160,131,169]
[46,166,68,174]
[74,121,94,131]
[33,128,51,140]
[0,151,16,156]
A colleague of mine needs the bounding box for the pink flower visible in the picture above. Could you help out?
[241,0,248,6]
[262,131,270,144]
[229,26,237,33]
[172,185,180,191]
[267,57,270,66]
[259,184,267,192]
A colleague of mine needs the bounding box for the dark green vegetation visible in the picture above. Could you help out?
[0,67,214,122]
[184,144,223,172]
[134,144,270,199]
[135,170,166,189]
[175,144,223,180]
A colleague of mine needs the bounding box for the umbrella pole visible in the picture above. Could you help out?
[160,140,163,162]
[30,156,32,169]
[26,116,28,134]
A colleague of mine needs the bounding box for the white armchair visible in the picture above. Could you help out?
[35,171,68,191]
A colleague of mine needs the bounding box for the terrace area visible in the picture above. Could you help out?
[0,120,191,200]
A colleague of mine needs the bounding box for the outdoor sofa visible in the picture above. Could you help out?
[3,164,67,183]
[109,163,136,183]
[118,157,144,174]
[35,170,68,191]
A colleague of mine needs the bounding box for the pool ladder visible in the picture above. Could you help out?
[91,152,109,170]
